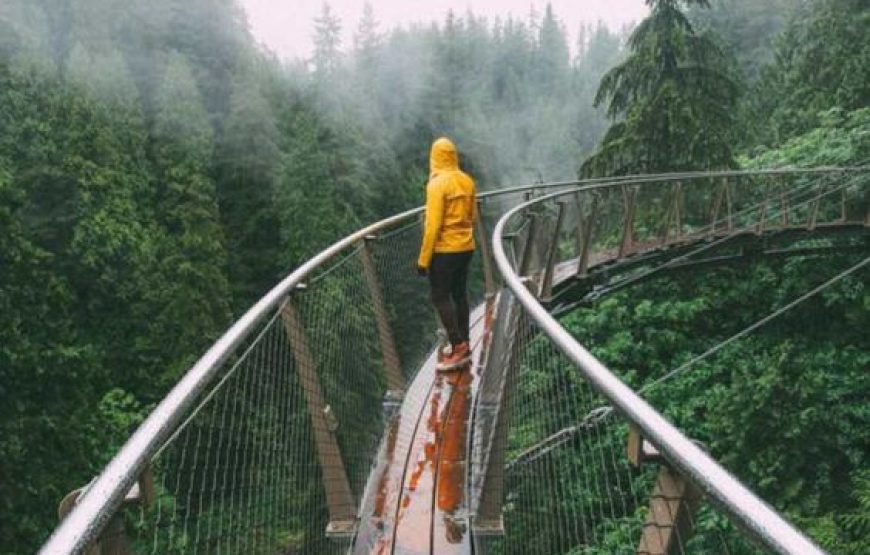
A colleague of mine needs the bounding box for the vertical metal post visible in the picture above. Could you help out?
[659,186,675,246]
[280,299,357,533]
[757,176,772,236]
[359,237,404,394]
[504,233,520,271]
[575,193,598,278]
[724,178,733,232]
[757,199,768,236]
[619,186,637,258]
[628,428,701,555]
[476,199,497,297]
[673,181,683,240]
[807,183,823,231]
[780,176,790,227]
[541,201,566,300]
[840,187,847,222]
[710,182,724,231]
[518,213,540,277]
[573,192,585,255]
[474,297,528,535]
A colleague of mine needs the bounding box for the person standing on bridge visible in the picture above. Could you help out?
[417,137,477,371]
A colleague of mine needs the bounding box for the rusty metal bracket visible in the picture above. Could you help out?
[575,193,599,277]
[636,466,702,555]
[541,201,566,300]
[476,199,497,296]
[280,300,357,534]
[518,212,540,278]
[629,427,702,555]
[359,236,404,394]
[57,467,154,555]
[619,186,638,258]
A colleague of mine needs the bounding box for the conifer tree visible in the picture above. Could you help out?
[583,0,739,175]
[150,52,231,376]
[215,72,282,307]
[312,3,342,78]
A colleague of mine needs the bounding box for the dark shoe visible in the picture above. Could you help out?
[437,342,470,372]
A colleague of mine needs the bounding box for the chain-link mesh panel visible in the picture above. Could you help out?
[127,310,345,554]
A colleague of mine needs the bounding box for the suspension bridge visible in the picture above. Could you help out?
[41,169,869,554]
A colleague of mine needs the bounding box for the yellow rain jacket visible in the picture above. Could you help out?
[417,137,476,269]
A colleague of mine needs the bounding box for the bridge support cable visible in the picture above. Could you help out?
[639,254,870,396]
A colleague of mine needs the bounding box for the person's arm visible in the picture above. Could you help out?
[417,180,444,269]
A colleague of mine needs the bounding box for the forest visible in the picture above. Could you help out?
[1,0,868,553]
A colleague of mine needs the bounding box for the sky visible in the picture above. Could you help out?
[240,0,649,61]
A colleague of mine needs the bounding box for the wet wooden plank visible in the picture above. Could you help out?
[431,367,474,553]
[354,301,491,555]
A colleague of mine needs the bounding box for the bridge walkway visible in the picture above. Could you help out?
[354,300,495,555]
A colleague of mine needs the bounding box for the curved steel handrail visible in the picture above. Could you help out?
[38,179,587,554]
[488,172,863,554]
[40,167,864,553]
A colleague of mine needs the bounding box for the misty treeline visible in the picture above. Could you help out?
[1,0,868,552]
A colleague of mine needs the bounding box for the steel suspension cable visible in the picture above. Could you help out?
[639,255,870,395]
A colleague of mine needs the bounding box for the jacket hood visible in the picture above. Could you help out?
[430,137,459,177]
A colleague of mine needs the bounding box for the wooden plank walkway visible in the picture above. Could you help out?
[353,300,494,555]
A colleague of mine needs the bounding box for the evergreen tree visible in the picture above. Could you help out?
[274,96,364,269]
[354,2,381,65]
[312,3,342,79]
[215,71,283,308]
[65,43,140,107]
[535,4,570,93]
[687,0,801,81]
[752,0,870,145]
[149,52,232,377]
[583,0,740,175]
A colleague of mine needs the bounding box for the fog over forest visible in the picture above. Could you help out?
[2,0,869,552]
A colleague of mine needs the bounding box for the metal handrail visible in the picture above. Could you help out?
[39,179,584,554]
[40,167,863,553]
[488,173,854,555]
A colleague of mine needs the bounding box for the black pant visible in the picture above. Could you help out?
[428,251,473,346]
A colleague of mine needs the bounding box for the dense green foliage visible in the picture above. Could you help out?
[559,255,869,553]
[0,1,625,551]
[749,0,870,146]
[1,0,867,552]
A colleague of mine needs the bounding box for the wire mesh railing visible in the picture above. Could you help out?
[41,178,562,554]
[41,168,867,555]
[479,168,868,555]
